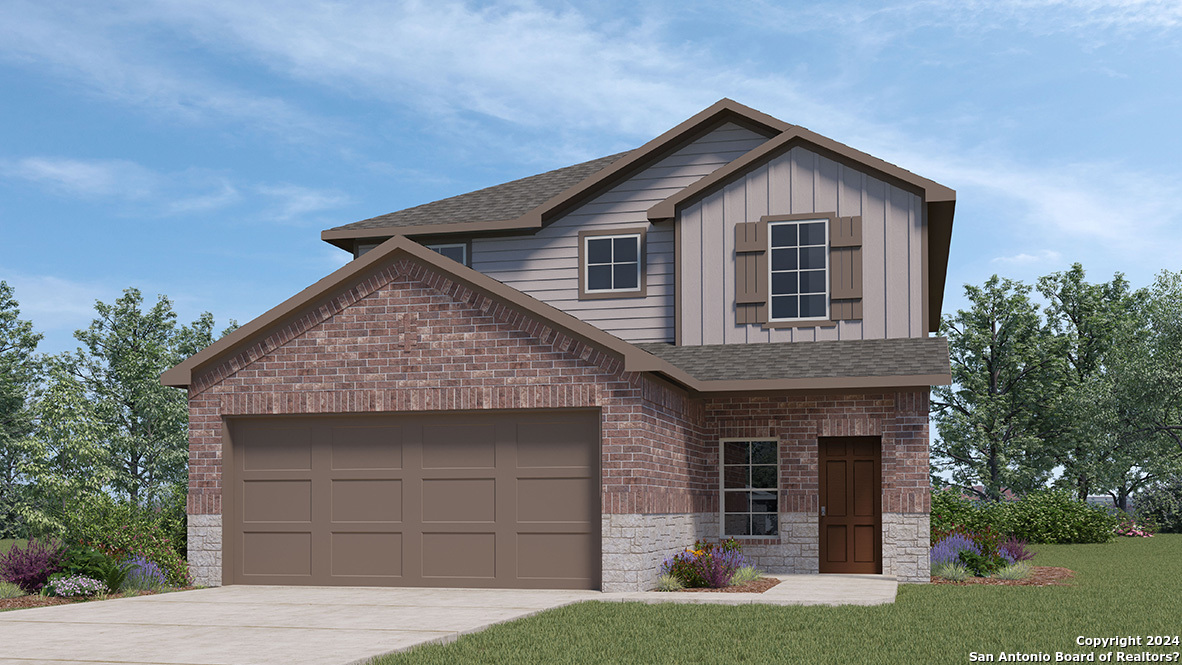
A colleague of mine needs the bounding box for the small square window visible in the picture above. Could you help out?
[426,243,467,265]
[581,232,643,296]
[721,440,779,538]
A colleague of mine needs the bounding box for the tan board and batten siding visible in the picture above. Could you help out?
[470,122,770,343]
[679,146,926,345]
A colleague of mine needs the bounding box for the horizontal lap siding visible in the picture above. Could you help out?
[472,123,769,343]
[679,146,924,345]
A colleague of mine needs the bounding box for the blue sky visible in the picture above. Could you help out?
[2,0,1180,355]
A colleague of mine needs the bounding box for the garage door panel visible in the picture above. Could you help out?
[242,532,312,576]
[421,424,497,468]
[421,478,495,522]
[331,532,402,577]
[517,533,594,581]
[517,478,594,523]
[421,533,497,579]
[229,410,599,589]
[331,479,402,523]
[242,480,311,523]
[331,426,403,470]
[243,427,311,471]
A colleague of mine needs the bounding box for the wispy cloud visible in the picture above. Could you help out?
[256,184,351,223]
[992,249,1063,265]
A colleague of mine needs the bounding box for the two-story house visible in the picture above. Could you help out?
[164,99,954,592]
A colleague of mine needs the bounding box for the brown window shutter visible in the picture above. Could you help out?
[734,221,767,253]
[734,221,769,323]
[735,250,767,304]
[830,216,863,318]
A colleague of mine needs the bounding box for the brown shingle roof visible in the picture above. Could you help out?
[634,337,950,382]
[328,152,631,234]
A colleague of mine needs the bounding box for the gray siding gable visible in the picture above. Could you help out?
[470,122,769,343]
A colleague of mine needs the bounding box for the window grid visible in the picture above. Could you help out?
[769,219,829,321]
[584,234,641,293]
[720,439,779,537]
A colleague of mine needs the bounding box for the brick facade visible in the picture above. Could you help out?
[187,255,931,589]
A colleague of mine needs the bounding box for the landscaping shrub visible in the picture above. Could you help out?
[655,573,684,592]
[1115,513,1155,538]
[929,532,979,566]
[661,539,749,588]
[57,494,189,586]
[993,562,1032,580]
[1135,476,1182,533]
[1000,536,1035,562]
[730,566,762,585]
[0,538,64,593]
[931,528,1023,578]
[957,549,1007,577]
[931,488,1117,544]
[46,574,106,598]
[123,554,167,592]
[930,561,971,581]
[0,580,24,598]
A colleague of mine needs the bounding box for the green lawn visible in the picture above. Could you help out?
[0,539,26,555]
[374,535,1182,665]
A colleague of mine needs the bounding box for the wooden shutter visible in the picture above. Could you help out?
[830,216,863,320]
[735,221,768,324]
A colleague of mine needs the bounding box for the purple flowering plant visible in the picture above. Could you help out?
[661,539,749,588]
[0,538,65,594]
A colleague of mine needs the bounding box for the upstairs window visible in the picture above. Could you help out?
[769,219,829,321]
[426,243,468,265]
[579,229,646,299]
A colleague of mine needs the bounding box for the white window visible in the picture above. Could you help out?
[720,439,779,537]
[768,219,828,321]
[583,233,641,293]
[426,243,467,265]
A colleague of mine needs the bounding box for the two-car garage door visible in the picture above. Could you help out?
[224,410,600,589]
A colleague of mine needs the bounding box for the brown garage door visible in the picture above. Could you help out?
[224,410,600,589]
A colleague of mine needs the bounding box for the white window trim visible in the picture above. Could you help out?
[426,242,468,266]
[767,218,830,322]
[583,232,642,294]
[719,438,780,539]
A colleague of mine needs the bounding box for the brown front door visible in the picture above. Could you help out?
[224,410,601,589]
[818,437,881,574]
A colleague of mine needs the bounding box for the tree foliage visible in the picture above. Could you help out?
[0,282,42,538]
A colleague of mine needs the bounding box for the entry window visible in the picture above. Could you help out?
[584,233,641,293]
[769,219,828,320]
[426,243,467,265]
[721,440,779,536]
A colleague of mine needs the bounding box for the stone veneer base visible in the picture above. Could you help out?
[187,514,222,587]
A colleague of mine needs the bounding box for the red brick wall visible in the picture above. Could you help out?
[187,257,713,517]
[187,255,928,521]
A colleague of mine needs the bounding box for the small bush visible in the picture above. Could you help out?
[930,532,979,566]
[123,555,167,592]
[958,549,1007,577]
[46,574,106,598]
[730,566,762,585]
[1135,476,1182,533]
[932,488,1117,544]
[1000,537,1035,562]
[931,562,971,581]
[58,494,189,587]
[0,538,65,594]
[1115,513,1155,538]
[661,539,749,588]
[655,573,684,592]
[0,580,24,598]
[992,562,1032,580]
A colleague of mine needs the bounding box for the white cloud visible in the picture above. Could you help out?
[256,184,351,222]
[991,249,1063,265]
[1,273,109,335]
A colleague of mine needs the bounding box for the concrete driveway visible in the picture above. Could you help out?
[0,576,897,665]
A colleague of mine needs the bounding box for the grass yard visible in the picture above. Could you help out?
[0,539,26,555]
[374,535,1182,665]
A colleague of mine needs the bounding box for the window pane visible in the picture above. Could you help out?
[725,514,751,537]
[587,265,612,291]
[751,465,777,489]
[725,492,749,512]
[751,441,777,465]
[800,270,826,294]
[800,246,826,270]
[801,294,827,318]
[771,248,797,271]
[587,238,612,264]
[771,272,797,296]
[751,491,778,513]
[723,441,748,465]
[723,465,749,489]
[613,237,638,263]
[431,245,466,263]
[800,222,826,245]
[770,224,796,247]
[771,295,798,320]
[751,513,778,536]
[613,263,638,289]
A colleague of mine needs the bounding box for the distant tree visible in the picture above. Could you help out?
[25,289,230,533]
[931,276,1060,500]
[0,282,42,538]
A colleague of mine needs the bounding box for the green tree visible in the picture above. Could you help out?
[931,275,1060,500]
[27,288,227,532]
[0,282,42,538]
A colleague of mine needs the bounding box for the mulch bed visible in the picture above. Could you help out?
[0,587,198,611]
[930,566,1075,587]
[666,577,783,593]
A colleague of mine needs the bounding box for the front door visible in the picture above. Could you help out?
[818,437,881,573]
